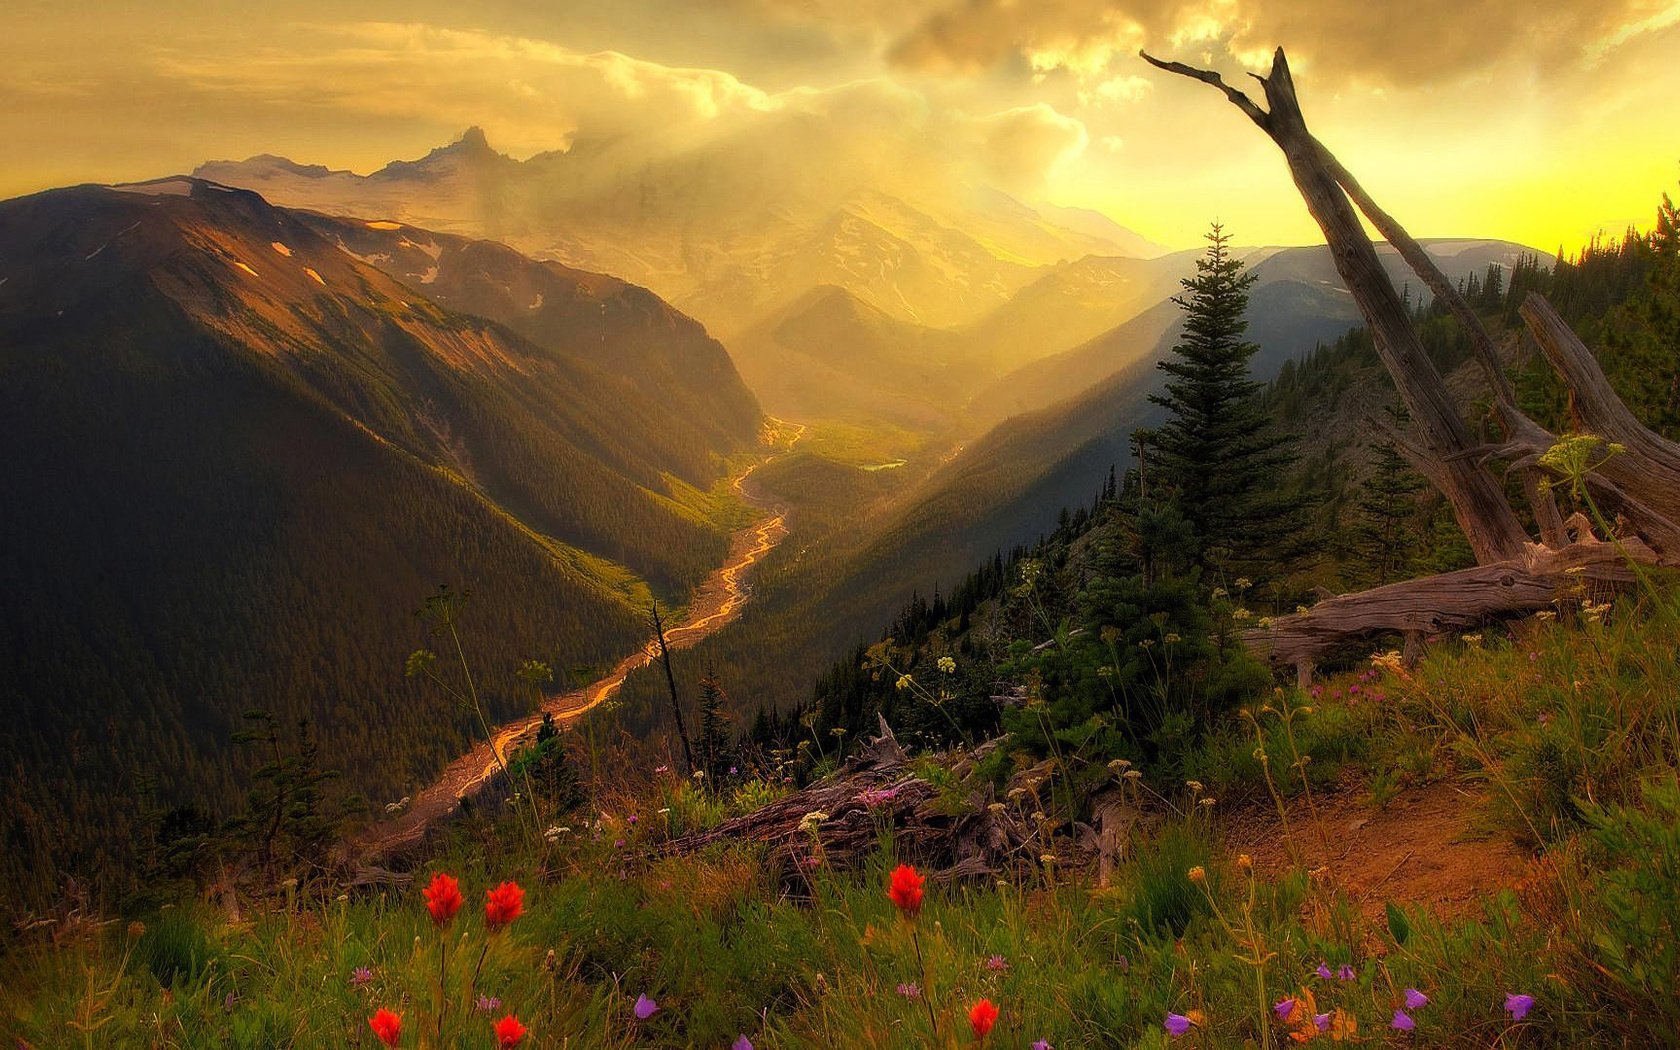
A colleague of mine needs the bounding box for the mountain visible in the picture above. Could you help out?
[0,178,760,859]
[963,240,1538,426]
[194,129,1155,346]
[729,285,978,431]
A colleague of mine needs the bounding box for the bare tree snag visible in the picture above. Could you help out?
[1142,46,1680,668]
[1141,48,1531,565]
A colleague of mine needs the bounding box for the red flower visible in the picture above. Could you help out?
[423,872,463,927]
[484,880,525,931]
[969,998,999,1040]
[369,1007,402,1047]
[888,863,924,918]
[493,1013,529,1047]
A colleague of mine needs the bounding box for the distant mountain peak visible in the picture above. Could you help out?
[452,126,492,154]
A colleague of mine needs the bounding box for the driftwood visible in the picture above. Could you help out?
[662,718,1032,883]
[1143,47,1680,667]
[1246,516,1656,671]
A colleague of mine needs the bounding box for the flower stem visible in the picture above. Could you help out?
[911,923,938,1037]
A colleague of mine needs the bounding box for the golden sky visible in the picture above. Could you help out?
[5,0,1678,252]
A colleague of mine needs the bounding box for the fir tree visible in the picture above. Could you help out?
[1150,223,1297,579]
[697,668,732,780]
[1348,414,1427,586]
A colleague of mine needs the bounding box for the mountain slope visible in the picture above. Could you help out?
[0,178,759,857]
[964,240,1538,426]
[195,129,1155,341]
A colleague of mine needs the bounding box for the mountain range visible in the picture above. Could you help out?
[0,177,759,854]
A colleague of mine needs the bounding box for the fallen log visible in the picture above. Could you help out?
[662,718,1032,882]
[1244,518,1657,671]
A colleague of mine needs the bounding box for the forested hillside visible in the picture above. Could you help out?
[0,179,760,877]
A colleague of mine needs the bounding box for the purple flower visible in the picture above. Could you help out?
[1273,998,1296,1021]
[1404,988,1428,1010]
[733,1037,754,1050]
[1337,963,1356,981]
[1164,1013,1192,1037]
[654,765,670,775]
[986,954,1008,972]
[628,815,638,825]
[1314,1013,1330,1033]
[1315,962,1334,980]
[1505,993,1535,1021]
[350,966,374,986]
[633,994,659,1020]
[897,982,921,1000]
[1032,1042,1052,1050]
[1391,1009,1415,1031]
[615,838,625,849]
[475,995,501,1014]
[729,765,739,775]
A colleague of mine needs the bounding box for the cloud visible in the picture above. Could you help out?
[153,22,775,158]
[968,103,1090,187]
[886,0,1680,88]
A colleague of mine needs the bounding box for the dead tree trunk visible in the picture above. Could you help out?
[1140,46,1680,670]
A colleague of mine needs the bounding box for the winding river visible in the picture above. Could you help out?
[352,420,804,860]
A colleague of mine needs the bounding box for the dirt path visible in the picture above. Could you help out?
[1222,777,1530,924]
[349,420,805,862]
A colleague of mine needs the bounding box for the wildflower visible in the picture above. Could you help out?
[938,656,957,674]
[969,999,999,1040]
[1391,1009,1415,1031]
[1186,780,1204,793]
[484,881,525,931]
[1187,866,1206,884]
[350,966,374,986]
[1314,1012,1330,1032]
[1315,963,1334,980]
[799,810,829,832]
[1123,769,1142,780]
[493,1014,528,1047]
[628,815,638,825]
[1040,853,1057,866]
[1164,632,1181,644]
[655,765,670,774]
[693,768,706,780]
[897,982,921,1000]
[1233,607,1252,621]
[126,920,146,939]
[729,766,739,775]
[1032,1042,1052,1050]
[858,787,899,807]
[633,994,659,1020]
[987,802,1006,814]
[423,872,463,927]
[1274,998,1296,1021]
[1337,963,1355,981]
[888,863,924,917]
[476,995,502,1013]
[1199,797,1216,807]
[734,1037,754,1050]
[895,674,913,691]
[1404,988,1428,1010]
[369,1008,402,1047]
[986,954,1008,972]
[1164,1012,1192,1037]
[614,839,625,849]
[1505,993,1534,1021]
[1107,758,1131,772]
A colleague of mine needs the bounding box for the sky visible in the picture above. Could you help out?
[4,0,1679,252]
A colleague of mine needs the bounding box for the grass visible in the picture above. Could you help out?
[7,595,1680,1047]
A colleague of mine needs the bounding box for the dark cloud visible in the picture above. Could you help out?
[886,0,1680,87]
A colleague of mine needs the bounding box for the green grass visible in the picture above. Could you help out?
[8,599,1680,1047]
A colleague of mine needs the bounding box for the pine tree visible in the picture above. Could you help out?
[1150,223,1297,579]
[697,667,732,780]
[1348,418,1426,586]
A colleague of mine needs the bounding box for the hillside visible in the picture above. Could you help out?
[0,178,761,867]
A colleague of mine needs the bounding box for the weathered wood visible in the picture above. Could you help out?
[1245,524,1656,665]
[661,721,1032,881]
[1141,48,1532,566]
